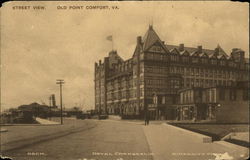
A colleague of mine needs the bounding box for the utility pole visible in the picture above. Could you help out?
[56,79,65,125]
[49,96,51,120]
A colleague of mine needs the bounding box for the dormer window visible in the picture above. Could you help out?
[211,59,217,65]
[220,60,226,66]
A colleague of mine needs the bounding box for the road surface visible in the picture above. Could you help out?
[3,119,153,160]
[1,118,248,160]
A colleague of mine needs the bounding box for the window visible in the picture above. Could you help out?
[204,69,207,77]
[230,89,237,101]
[186,78,190,87]
[200,69,204,77]
[140,88,144,97]
[243,89,248,101]
[191,68,194,76]
[202,58,208,64]
[162,96,166,104]
[220,60,226,66]
[191,79,194,87]
[192,57,199,63]
[219,89,225,100]
[186,68,190,76]
[160,55,163,61]
[195,79,199,87]
[211,89,215,103]
[201,79,204,87]
[211,59,217,65]
[182,56,189,63]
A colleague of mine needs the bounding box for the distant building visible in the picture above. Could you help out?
[18,102,50,118]
[94,25,249,120]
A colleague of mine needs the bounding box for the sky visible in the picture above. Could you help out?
[1,1,249,111]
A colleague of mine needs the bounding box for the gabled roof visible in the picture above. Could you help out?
[190,51,199,56]
[216,44,228,57]
[209,54,217,58]
[142,25,168,52]
[180,50,190,56]
[166,44,229,57]
[199,52,209,57]
[170,48,179,55]
[217,54,227,59]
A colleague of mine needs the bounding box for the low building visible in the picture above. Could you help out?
[176,84,249,123]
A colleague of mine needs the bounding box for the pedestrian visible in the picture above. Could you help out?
[145,111,150,125]
[146,111,150,125]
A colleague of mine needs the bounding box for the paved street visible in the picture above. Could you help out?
[1,118,249,160]
[2,119,153,160]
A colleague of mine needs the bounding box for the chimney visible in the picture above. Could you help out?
[232,48,239,52]
[179,44,184,52]
[197,45,202,53]
[99,60,101,65]
[137,36,142,45]
[162,41,165,45]
[109,50,117,56]
[231,48,245,62]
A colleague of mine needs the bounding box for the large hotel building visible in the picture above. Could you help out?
[94,26,249,122]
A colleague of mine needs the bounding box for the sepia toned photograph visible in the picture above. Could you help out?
[0,1,249,160]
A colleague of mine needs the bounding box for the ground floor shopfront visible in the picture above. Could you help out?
[105,100,220,121]
[175,103,218,121]
[146,103,219,121]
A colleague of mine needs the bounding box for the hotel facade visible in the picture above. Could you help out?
[94,26,249,121]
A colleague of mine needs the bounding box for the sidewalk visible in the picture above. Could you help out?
[1,119,97,153]
[143,123,249,160]
[36,117,60,125]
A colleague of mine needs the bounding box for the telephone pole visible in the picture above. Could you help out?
[49,96,51,120]
[56,79,65,125]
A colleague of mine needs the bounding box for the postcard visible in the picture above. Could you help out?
[0,1,249,160]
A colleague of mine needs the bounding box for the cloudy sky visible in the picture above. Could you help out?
[1,1,249,111]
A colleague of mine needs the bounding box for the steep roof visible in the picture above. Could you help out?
[216,44,227,56]
[142,25,168,52]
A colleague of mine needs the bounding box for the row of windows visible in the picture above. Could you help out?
[143,66,168,74]
[144,53,245,68]
[180,90,194,104]
[112,62,133,73]
[184,79,234,88]
[95,96,105,103]
[219,89,248,101]
[180,88,248,105]
[142,65,244,80]
[107,90,136,100]
[107,80,134,91]
[169,67,238,79]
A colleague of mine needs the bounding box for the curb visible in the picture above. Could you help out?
[214,141,248,149]
[162,123,212,143]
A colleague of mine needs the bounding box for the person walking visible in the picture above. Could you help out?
[146,111,150,125]
[145,110,150,125]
